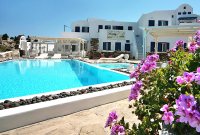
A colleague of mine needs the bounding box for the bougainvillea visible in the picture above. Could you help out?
[105,30,200,134]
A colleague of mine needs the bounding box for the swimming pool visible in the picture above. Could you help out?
[0,60,129,100]
[95,63,136,69]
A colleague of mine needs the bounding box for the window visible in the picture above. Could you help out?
[125,44,130,51]
[98,25,103,32]
[82,27,89,32]
[87,27,90,32]
[184,6,186,9]
[163,21,168,26]
[118,26,123,30]
[128,26,133,30]
[188,12,191,14]
[72,45,76,52]
[150,42,155,52]
[105,25,111,29]
[148,20,155,26]
[126,40,130,43]
[115,42,121,51]
[158,20,168,26]
[75,26,80,32]
[158,21,162,26]
[178,12,181,15]
[65,45,68,52]
[103,42,111,50]
[172,15,174,18]
[112,26,123,30]
[183,11,186,15]
[158,42,169,52]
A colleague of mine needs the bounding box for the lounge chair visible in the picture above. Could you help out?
[97,54,125,63]
[51,54,61,59]
[35,53,48,59]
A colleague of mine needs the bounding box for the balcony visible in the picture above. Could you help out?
[178,14,198,24]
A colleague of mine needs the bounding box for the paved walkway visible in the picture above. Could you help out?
[0,99,140,135]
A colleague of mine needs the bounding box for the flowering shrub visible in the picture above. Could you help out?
[105,111,125,135]
[105,30,200,135]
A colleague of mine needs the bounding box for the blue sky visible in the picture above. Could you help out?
[0,0,199,37]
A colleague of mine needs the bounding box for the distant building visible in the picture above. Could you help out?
[61,4,200,59]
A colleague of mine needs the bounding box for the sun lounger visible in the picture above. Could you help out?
[51,54,61,59]
[97,54,125,63]
[35,53,48,59]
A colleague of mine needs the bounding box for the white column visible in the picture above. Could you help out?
[155,36,158,53]
[143,29,147,58]
[78,41,81,56]
[39,43,41,54]
[47,44,48,53]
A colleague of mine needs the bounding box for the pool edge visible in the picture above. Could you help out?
[0,85,131,133]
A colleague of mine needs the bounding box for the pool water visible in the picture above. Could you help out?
[0,60,129,100]
[95,63,135,69]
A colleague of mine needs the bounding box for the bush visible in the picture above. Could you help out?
[2,33,9,40]
[0,45,12,52]
[87,51,101,59]
[105,30,200,135]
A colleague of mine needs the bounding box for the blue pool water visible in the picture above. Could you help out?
[95,63,136,69]
[0,60,129,100]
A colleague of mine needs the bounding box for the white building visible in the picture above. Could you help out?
[139,4,200,58]
[61,19,139,59]
[61,4,200,59]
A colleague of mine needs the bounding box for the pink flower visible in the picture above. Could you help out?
[140,61,156,73]
[147,54,159,62]
[175,40,184,48]
[160,104,169,112]
[176,76,185,84]
[128,93,138,101]
[189,116,200,133]
[183,72,195,83]
[129,81,143,101]
[105,111,118,128]
[170,48,176,52]
[111,125,125,135]
[189,42,198,53]
[175,94,200,132]
[195,30,200,36]
[176,72,195,85]
[179,115,188,123]
[178,94,196,109]
[162,111,174,125]
[130,71,139,79]
[197,67,200,73]
[197,40,200,46]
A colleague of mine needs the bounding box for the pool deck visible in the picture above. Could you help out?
[81,58,141,64]
[0,99,140,135]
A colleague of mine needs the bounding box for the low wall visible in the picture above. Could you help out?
[0,85,131,132]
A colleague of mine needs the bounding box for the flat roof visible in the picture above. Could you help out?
[30,37,87,44]
[31,36,86,41]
